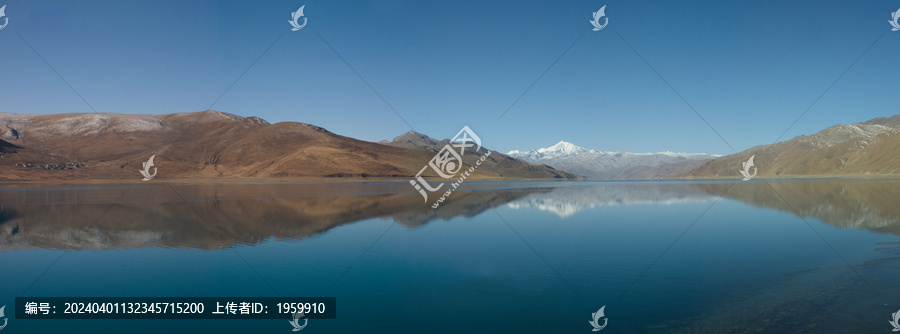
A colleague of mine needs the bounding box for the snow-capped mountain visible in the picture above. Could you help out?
[507,141,721,179]
[507,141,595,161]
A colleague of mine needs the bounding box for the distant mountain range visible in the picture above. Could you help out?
[508,141,720,179]
[3,111,899,181]
[509,114,900,179]
[0,111,576,181]
[684,115,900,178]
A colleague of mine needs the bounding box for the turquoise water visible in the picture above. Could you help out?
[1,180,899,333]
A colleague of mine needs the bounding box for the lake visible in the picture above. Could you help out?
[1,180,899,333]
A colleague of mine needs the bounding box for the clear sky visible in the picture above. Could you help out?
[1,0,898,155]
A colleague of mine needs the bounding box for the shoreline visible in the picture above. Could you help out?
[2,174,900,188]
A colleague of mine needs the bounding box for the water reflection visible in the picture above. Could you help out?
[2,180,900,251]
[507,183,718,218]
[505,180,900,236]
[0,184,551,251]
[700,181,900,235]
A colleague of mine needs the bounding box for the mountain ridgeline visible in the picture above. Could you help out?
[508,114,900,179]
[0,111,576,181]
[2,111,899,181]
[682,115,900,178]
[508,141,720,179]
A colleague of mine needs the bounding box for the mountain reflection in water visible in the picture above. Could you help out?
[505,180,900,236]
[0,182,551,251]
[2,180,899,251]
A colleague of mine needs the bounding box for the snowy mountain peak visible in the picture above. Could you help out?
[540,141,592,156]
[507,141,720,179]
[508,141,593,161]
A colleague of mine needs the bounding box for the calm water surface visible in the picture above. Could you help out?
[1,180,899,333]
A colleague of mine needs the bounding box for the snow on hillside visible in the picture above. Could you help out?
[507,141,721,163]
[507,141,721,179]
[507,141,594,161]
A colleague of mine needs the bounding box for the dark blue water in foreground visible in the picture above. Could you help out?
[1,180,899,333]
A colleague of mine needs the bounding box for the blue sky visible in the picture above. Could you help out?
[1,0,898,155]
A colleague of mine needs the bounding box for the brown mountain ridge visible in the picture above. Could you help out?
[683,114,900,178]
[0,111,577,181]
